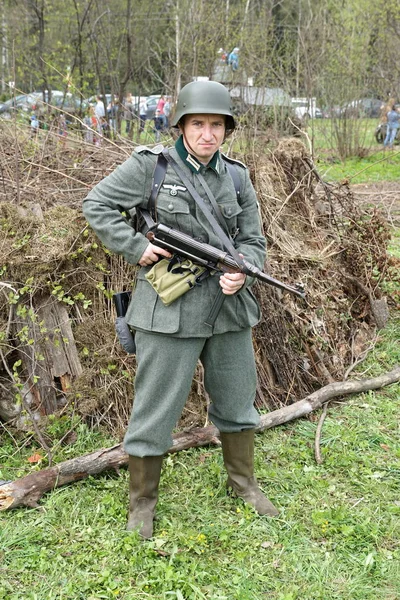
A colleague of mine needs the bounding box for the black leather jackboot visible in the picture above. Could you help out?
[127,455,163,539]
[220,429,279,517]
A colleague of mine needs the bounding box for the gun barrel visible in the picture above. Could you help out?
[255,272,305,298]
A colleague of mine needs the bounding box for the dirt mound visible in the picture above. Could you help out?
[0,126,398,435]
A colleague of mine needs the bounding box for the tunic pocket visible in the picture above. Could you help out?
[156,194,191,231]
[237,287,261,327]
[219,201,243,236]
[126,270,181,334]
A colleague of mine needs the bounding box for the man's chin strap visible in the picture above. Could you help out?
[181,133,215,167]
[182,133,200,163]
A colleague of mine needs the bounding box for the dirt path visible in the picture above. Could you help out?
[352,181,400,227]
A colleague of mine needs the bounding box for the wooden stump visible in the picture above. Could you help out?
[12,294,82,416]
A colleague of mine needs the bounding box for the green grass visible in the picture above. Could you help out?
[298,117,400,184]
[0,317,399,599]
[389,229,400,259]
[305,118,379,154]
[316,148,400,184]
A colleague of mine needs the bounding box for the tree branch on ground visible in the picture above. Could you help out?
[1,365,399,511]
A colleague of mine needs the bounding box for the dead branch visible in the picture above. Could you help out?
[344,333,378,380]
[314,402,329,464]
[314,333,379,463]
[1,365,398,512]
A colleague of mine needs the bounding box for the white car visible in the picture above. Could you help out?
[292,97,323,120]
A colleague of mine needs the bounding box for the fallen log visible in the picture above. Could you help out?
[1,365,399,511]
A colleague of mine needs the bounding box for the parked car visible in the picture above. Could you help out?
[350,98,383,118]
[45,91,88,115]
[0,94,32,114]
[323,105,342,118]
[330,98,383,119]
[291,97,323,120]
[0,92,42,116]
[0,91,87,118]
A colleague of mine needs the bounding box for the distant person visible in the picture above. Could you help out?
[107,96,118,134]
[228,47,240,71]
[94,95,105,121]
[124,93,134,135]
[379,98,394,123]
[163,96,172,128]
[139,98,147,134]
[30,113,39,137]
[83,106,95,144]
[157,95,166,129]
[58,113,68,140]
[153,109,164,142]
[94,95,106,140]
[383,103,400,149]
[217,47,228,63]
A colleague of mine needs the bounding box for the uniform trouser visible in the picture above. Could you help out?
[123,328,260,457]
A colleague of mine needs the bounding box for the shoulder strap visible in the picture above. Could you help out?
[222,158,242,204]
[195,170,231,238]
[148,151,168,221]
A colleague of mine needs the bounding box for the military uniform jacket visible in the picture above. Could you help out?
[82,137,266,338]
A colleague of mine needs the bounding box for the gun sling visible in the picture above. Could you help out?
[160,151,249,327]
[137,149,244,328]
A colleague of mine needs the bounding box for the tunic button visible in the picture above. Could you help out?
[227,208,232,216]
[168,203,174,210]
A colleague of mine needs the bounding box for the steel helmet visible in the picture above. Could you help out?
[171,81,235,130]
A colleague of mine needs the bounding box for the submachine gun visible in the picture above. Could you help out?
[146,222,306,300]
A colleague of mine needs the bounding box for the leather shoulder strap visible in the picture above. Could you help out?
[148,151,168,221]
[222,158,242,204]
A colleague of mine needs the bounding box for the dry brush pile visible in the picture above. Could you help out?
[0,123,398,440]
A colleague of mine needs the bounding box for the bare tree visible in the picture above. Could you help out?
[26,0,50,98]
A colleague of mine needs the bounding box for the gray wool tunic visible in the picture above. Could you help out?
[82,137,266,338]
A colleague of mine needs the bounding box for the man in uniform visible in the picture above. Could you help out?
[83,80,279,539]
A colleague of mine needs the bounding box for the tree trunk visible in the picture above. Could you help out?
[1,365,398,511]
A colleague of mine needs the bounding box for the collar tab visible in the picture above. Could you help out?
[175,135,220,174]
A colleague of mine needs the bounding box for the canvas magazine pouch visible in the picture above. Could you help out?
[145,257,208,306]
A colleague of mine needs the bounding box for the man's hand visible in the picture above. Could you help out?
[219,252,246,295]
[219,271,246,295]
[138,243,172,267]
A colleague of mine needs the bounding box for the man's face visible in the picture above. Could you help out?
[180,114,226,164]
